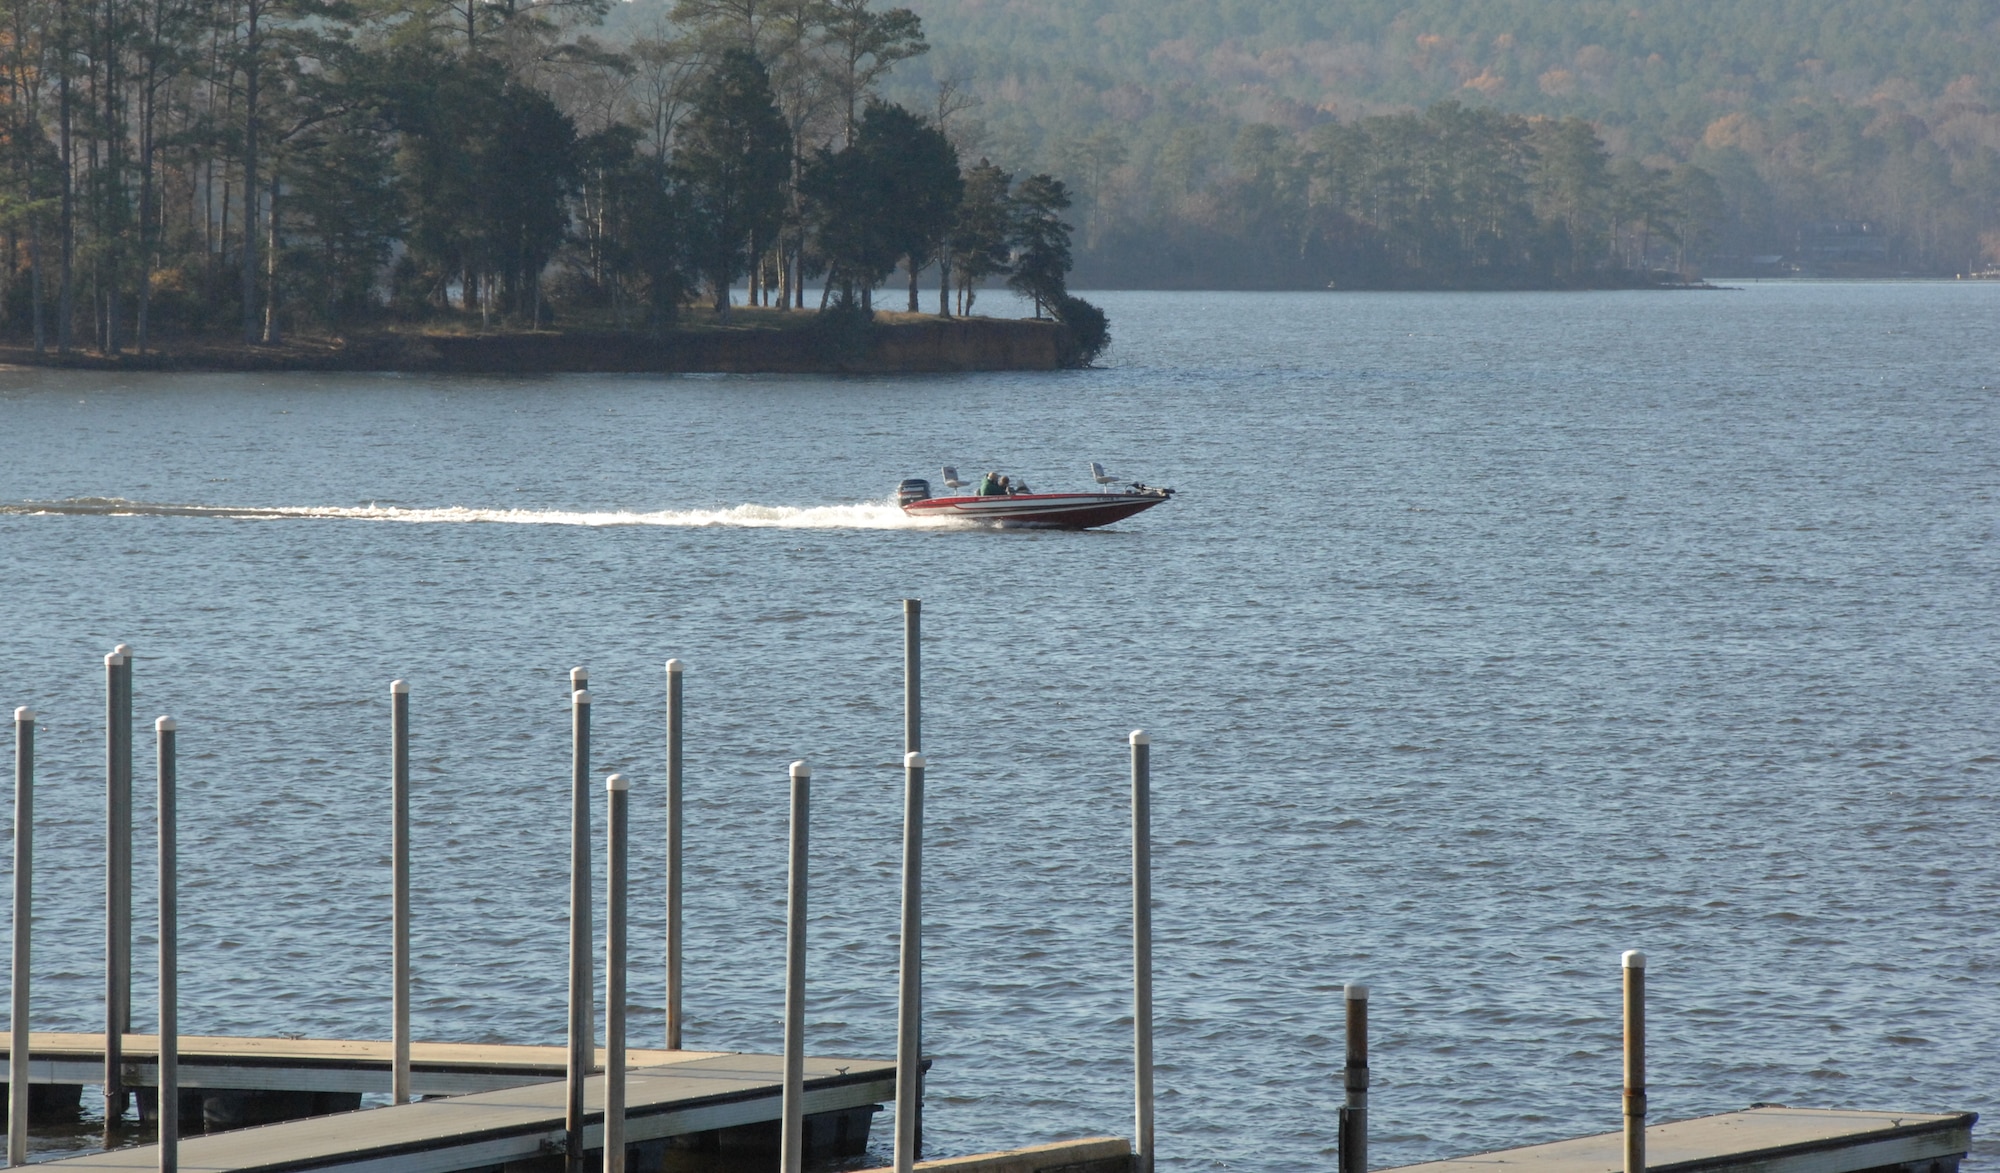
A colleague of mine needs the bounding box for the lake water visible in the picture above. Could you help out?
[1,283,1995,1170]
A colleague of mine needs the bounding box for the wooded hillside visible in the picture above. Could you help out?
[878,0,2000,282]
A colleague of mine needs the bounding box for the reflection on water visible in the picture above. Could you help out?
[1,284,1995,1172]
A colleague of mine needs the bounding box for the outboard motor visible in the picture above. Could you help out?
[896,478,932,505]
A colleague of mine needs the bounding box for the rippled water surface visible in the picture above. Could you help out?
[2,284,1995,1170]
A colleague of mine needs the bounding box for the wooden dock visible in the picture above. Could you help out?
[34,1051,896,1171]
[1,1032,728,1097]
[1379,1108,1977,1173]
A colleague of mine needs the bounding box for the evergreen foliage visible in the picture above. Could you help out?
[858,102,959,312]
[947,159,1013,315]
[676,47,788,317]
[1051,292,1108,365]
[801,124,900,306]
[1006,173,1072,314]
[999,172,1107,363]
[564,125,691,329]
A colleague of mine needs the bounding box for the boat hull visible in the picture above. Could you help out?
[901,491,1170,529]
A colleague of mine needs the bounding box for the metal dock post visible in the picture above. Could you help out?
[1624,950,1647,1173]
[391,680,411,1105]
[893,752,926,1173]
[106,646,132,1122]
[156,717,178,1173]
[605,774,629,1173]
[11,707,35,1168]
[1131,730,1154,1173]
[565,684,592,1173]
[901,600,923,1155]
[1339,983,1369,1173]
[664,659,683,1051]
[780,761,810,1173]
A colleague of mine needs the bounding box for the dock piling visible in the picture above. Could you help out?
[605,774,630,1173]
[565,685,592,1173]
[901,601,924,1158]
[1624,950,1647,1173]
[1339,984,1369,1173]
[11,707,35,1168]
[780,761,810,1173]
[106,646,133,1123]
[1131,730,1155,1173]
[156,718,178,1173]
[665,659,683,1051]
[390,680,411,1106]
[903,600,920,757]
[569,670,595,1071]
[893,752,926,1173]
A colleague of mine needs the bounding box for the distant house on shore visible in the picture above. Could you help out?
[1797,221,1891,269]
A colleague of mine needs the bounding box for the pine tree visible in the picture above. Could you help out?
[947,158,1010,316]
[1006,172,1070,317]
[675,47,787,317]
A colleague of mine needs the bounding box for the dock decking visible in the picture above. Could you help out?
[1379,1108,1977,1173]
[35,1052,896,1172]
[0,1032,727,1097]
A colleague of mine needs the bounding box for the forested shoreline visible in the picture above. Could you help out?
[0,0,1109,361]
[892,0,2000,286]
[1084,101,1729,290]
[7,0,1989,355]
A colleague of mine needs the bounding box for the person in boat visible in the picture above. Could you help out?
[996,474,1012,494]
[977,471,1003,495]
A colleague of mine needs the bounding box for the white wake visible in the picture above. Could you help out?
[4,497,972,530]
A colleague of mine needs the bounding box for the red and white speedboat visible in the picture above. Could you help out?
[897,464,1174,529]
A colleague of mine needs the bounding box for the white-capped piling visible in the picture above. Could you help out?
[106,646,133,1121]
[1623,950,1647,1173]
[1131,730,1155,1173]
[570,668,596,1073]
[664,659,684,1051]
[893,752,926,1173]
[391,680,411,1105]
[564,685,592,1173]
[156,717,178,1173]
[605,774,630,1173]
[11,707,36,1168]
[1339,984,1369,1173]
[903,600,920,757]
[779,760,810,1173]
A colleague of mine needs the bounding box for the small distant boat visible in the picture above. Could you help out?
[896,463,1174,529]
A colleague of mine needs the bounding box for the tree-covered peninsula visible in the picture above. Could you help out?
[0,0,1108,366]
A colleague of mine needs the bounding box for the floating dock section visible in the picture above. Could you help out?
[1378,1108,1977,1173]
[0,1032,726,1098]
[856,1137,1132,1173]
[33,1052,894,1171]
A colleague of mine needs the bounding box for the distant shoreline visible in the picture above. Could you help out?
[0,313,1080,375]
[1065,276,1733,293]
